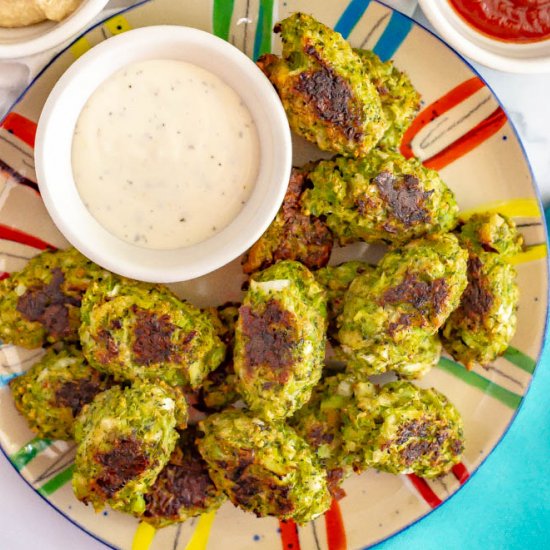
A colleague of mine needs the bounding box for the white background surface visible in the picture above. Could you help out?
[0,1,549,549]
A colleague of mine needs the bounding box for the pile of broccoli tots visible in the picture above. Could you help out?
[1,12,523,527]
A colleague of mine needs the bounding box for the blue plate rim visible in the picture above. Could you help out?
[0,1,548,549]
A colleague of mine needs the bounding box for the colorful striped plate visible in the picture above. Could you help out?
[0,1,548,549]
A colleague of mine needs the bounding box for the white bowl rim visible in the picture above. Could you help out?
[0,0,110,59]
[5,4,550,550]
[35,25,292,283]
[418,0,550,74]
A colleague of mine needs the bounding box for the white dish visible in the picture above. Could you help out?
[1,1,548,548]
[0,0,109,59]
[35,25,292,283]
[419,0,550,73]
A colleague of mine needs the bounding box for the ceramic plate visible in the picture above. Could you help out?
[0,1,548,549]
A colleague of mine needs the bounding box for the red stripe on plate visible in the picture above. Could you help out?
[325,498,347,550]
[452,462,470,485]
[1,113,37,149]
[399,76,507,170]
[0,224,56,251]
[279,519,301,550]
[401,77,485,159]
[407,474,442,509]
[423,107,507,171]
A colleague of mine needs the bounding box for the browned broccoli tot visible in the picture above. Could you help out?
[73,382,186,514]
[141,428,225,527]
[242,167,333,274]
[338,234,467,377]
[234,261,327,421]
[442,213,522,368]
[302,149,459,246]
[197,409,331,523]
[79,274,226,388]
[9,345,113,440]
[258,13,388,157]
[343,381,464,478]
[0,248,105,348]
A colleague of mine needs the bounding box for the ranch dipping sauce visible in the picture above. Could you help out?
[72,59,260,249]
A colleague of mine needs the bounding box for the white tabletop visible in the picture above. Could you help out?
[0,2,549,549]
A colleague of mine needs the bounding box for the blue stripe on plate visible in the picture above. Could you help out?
[253,0,274,60]
[372,10,413,61]
[334,0,372,39]
[253,1,265,60]
[0,372,19,387]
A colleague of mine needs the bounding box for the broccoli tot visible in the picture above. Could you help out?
[314,261,375,331]
[73,382,186,514]
[395,333,442,380]
[79,274,226,388]
[442,213,522,369]
[313,262,443,379]
[258,13,388,157]
[344,381,464,478]
[0,248,105,349]
[458,211,523,257]
[355,49,421,150]
[199,360,240,411]
[302,149,459,246]
[200,303,241,411]
[242,167,333,274]
[291,373,355,472]
[234,260,327,421]
[338,234,467,376]
[197,409,331,523]
[9,345,113,440]
[208,302,241,348]
[290,373,377,498]
[141,428,225,528]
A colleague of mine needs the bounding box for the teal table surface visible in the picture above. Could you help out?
[374,209,550,550]
[0,3,548,550]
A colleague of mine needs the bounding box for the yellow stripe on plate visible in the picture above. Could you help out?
[104,15,133,35]
[460,198,541,220]
[508,244,547,265]
[132,522,156,550]
[70,37,92,59]
[184,511,217,550]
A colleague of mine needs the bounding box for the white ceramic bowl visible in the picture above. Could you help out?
[0,0,109,59]
[419,0,550,73]
[35,25,292,283]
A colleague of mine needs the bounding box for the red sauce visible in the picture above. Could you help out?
[449,0,550,43]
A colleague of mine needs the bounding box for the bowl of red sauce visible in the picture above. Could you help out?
[419,0,550,73]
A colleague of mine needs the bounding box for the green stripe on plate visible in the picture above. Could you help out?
[212,0,235,41]
[37,464,75,497]
[437,357,522,410]
[502,346,537,374]
[10,437,52,470]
